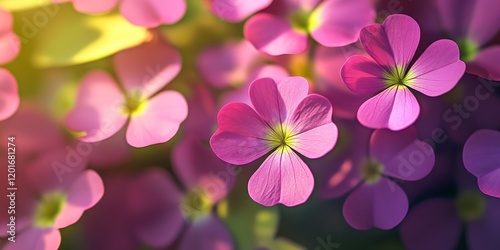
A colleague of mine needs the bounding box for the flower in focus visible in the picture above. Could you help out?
[321,125,435,229]
[65,39,188,148]
[401,190,500,249]
[341,14,465,130]
[210,76,338,206]
[0,149,104,250]
[61,0,186,27]
[463,129,500,198]
[244,0,375,55]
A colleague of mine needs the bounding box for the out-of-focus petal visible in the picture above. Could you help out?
[245,13,308,55]
[210,0,273,22]
[468,196,500,249]
[310,0,374,47]
[343,180,408,230]
[0,9,20,64]
[65,71,128,143]
[0,68,19,120]
[4,228,61,250]
[120,0,186,27]
[468,46,500,81]
[126,91,188,148]
[179,214,233,250]
[71,0,119,13]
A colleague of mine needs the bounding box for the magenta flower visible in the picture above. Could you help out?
[1,149,104,250]
[321,125,435,229]
[463,129,500,198]
[85,137,234,250]
[209,0,273,22]
[244,0,374,55]
[65,40,188,148]
[341,14,466,130]
[210,76,338,206]
[401,193,500,250]
[63,0,186,27]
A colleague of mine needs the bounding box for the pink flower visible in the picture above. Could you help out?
[208,0,273,22]
[210,76,338,206]
[341,14,466,131]
[463,129,500,198]
[1,149,104,250]
[62,0,186,27]
[0,9,20,121]
[65,39,188,148]
[244,0,375,55]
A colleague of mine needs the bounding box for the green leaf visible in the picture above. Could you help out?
[32,4,148,68]
[217,182,279,250]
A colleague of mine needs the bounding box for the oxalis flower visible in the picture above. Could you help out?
[210,76,338,206]
[341,14,466,131]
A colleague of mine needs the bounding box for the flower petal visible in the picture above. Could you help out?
[371,127,435,181]
[463,129,500,178]
[277,76,310,121]
[197,40,260,88]
[0,68,19,121]
[343,180,408,230]
[0,9,20,64]
[113,40,182,99]
[126,91,188,148]
[341,55,386,95]
[309,0,374,47]
[210,102,272,165]
[5,228,61,250]
[290,94,333,133]
[54,170,104,228]
[408,39,465,97]
[477,169,500,198]
[249,77,285,125]
[468,46,500,81]
[120,0,186,27]
[320,156,363,199]
[292,123,338,159]
[211,0,273,22]
[179,214,233,250]
[65,71,127,143]
[244,13,308,55]
[71,0,119,13]
[173,135,233,203]
[248,149,314,207]
[400,198,461,250]
[130,168,184,248]
[360,14,420,69]
[357,86,420,131]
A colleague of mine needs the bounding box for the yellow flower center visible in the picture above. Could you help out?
[383,65,415,88]
[122,91,148,116]
[457,38,479,62]
[266,124,296,151]
[361,159,384,184]
[456,190,486,222]
[180,187,213,221]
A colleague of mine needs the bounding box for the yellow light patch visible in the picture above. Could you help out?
[180,187,213,221]
[308,6,323,32]
[121,91,149,117]
[34,191,66,228]
[360,159,384,185]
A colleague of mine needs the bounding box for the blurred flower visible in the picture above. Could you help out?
[463,129,500,198]
[0,8,20,121]
[401,190,500,249]
[61,0,186,27]
[208,0,273,22]
[1,149,104,250]
[435,0,500,80]
[321,125,435,229]
[211,76,338,206]
[244,0,375,55]
[65,39,188,148]
[341,14,465,130]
